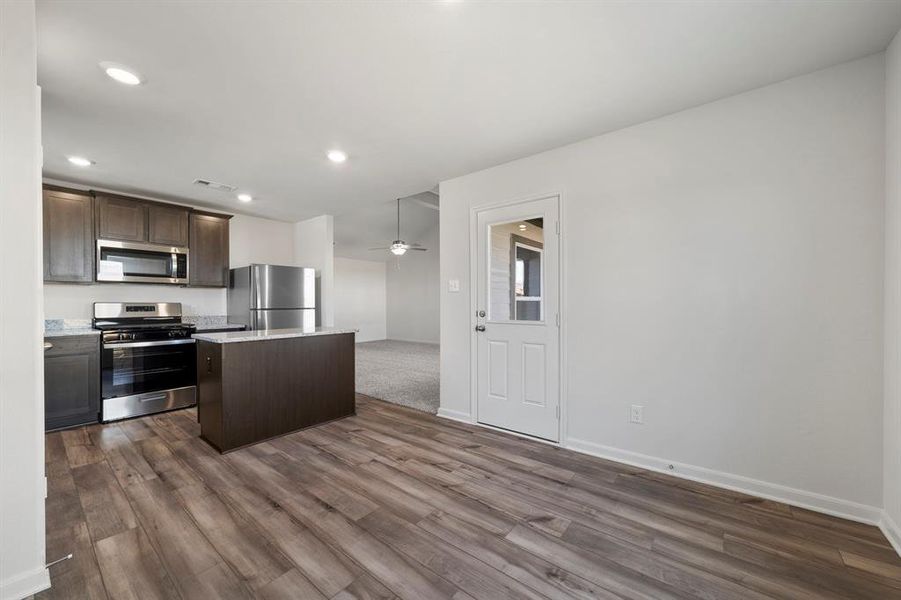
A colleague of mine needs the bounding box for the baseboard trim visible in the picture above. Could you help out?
[1,565,50,600]
[565,436,883,526]
[433,411,890,541]
[880,511,901,557]
[436,407,473,423]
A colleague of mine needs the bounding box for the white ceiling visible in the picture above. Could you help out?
[335,192,439,262]
[37,1,901,225]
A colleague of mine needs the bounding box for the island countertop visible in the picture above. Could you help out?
[192,326,357,344]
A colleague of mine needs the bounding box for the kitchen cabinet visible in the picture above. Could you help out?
[44,335,100,431]
[196,331,355,452]
[97,193,191,246]
[43,187,94,283]
[148,204,190,247]
[189,212,230,287]
[46,186,231,286]
[96,193,147,242]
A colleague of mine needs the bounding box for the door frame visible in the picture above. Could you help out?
[468,191,567,445]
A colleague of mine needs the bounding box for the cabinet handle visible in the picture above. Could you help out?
[43,342,53,351]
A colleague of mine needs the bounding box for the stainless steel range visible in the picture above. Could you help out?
[93,302,197,422]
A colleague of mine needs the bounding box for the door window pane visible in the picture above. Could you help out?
[488,218,543,321]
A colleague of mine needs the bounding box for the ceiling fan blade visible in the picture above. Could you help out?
[368,247,390,251]
[407,247,428,251]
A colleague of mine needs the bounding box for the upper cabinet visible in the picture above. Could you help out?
[189,212,230,287]
[148,204,190,247]
[44,186,230,287]
[43,187,94,283]
[96,193,190,246]
[96,193,147,242]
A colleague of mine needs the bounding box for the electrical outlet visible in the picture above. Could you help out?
[448,279,460,293]
[630,404,644,424]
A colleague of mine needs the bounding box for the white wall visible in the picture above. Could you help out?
[230,214,295,268]
[884,30,901,548]
[334,258,386,342]
[294,215,335,327]
[441,55,886,518]
[386,223,440,343]
[44,284,226,320]
[42,210,296,320]
[0,1,50,597]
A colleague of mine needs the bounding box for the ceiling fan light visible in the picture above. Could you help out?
[390,244,407,256]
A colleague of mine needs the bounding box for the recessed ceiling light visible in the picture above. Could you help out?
[327,150,347,163]
[67,156,93,167]
[99,61,142,85]
[518,224,527,230]
[237,193,253,203]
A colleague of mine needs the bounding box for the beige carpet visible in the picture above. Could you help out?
[355,340,439,414]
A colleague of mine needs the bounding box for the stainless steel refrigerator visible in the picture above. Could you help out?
[228,264,317,330]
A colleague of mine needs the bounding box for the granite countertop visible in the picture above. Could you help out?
[193,326,357,344]
[44,319,100,337]
[182,316,246,332]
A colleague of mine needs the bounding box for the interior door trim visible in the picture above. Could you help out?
[468,191,566,444]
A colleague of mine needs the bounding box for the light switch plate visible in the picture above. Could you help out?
[448,279,460,293]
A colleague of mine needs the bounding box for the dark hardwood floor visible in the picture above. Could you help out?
[37,395,901,599]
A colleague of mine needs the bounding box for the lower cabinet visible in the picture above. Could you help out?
[44,335,100,431]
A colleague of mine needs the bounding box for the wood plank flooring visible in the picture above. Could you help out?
[37,395,901,599]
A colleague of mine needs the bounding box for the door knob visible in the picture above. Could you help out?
[475,325,486,332]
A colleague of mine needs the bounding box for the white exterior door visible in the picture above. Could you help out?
[475,195,560,441]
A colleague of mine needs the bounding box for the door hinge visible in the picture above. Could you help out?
[555,220,560,235]
[556,406,560,418]
[555,313,559,327]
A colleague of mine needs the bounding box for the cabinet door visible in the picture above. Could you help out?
[44,336,100,431]
[96,194,147,241]
[190,213,230,287]
[43,188,94,283]
[148,204,189,247]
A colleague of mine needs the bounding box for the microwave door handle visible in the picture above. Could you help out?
[171,253,178,278]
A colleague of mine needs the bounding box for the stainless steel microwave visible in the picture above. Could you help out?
[96,239,189,284]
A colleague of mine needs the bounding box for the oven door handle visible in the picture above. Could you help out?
[137,393,170,403]
[105,339,196,349]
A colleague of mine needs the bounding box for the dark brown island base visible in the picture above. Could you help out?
[193,327,357,452]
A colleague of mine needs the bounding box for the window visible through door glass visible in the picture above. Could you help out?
[487,218,543,322]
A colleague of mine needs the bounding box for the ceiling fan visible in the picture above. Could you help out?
[369,198,428,256]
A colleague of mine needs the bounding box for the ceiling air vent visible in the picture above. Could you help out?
[193,178,237,193]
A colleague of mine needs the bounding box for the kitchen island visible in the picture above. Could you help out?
[193,326,356,452]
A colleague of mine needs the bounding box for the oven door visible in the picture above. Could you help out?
[97,239,189,284]
[101,339,197,400]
